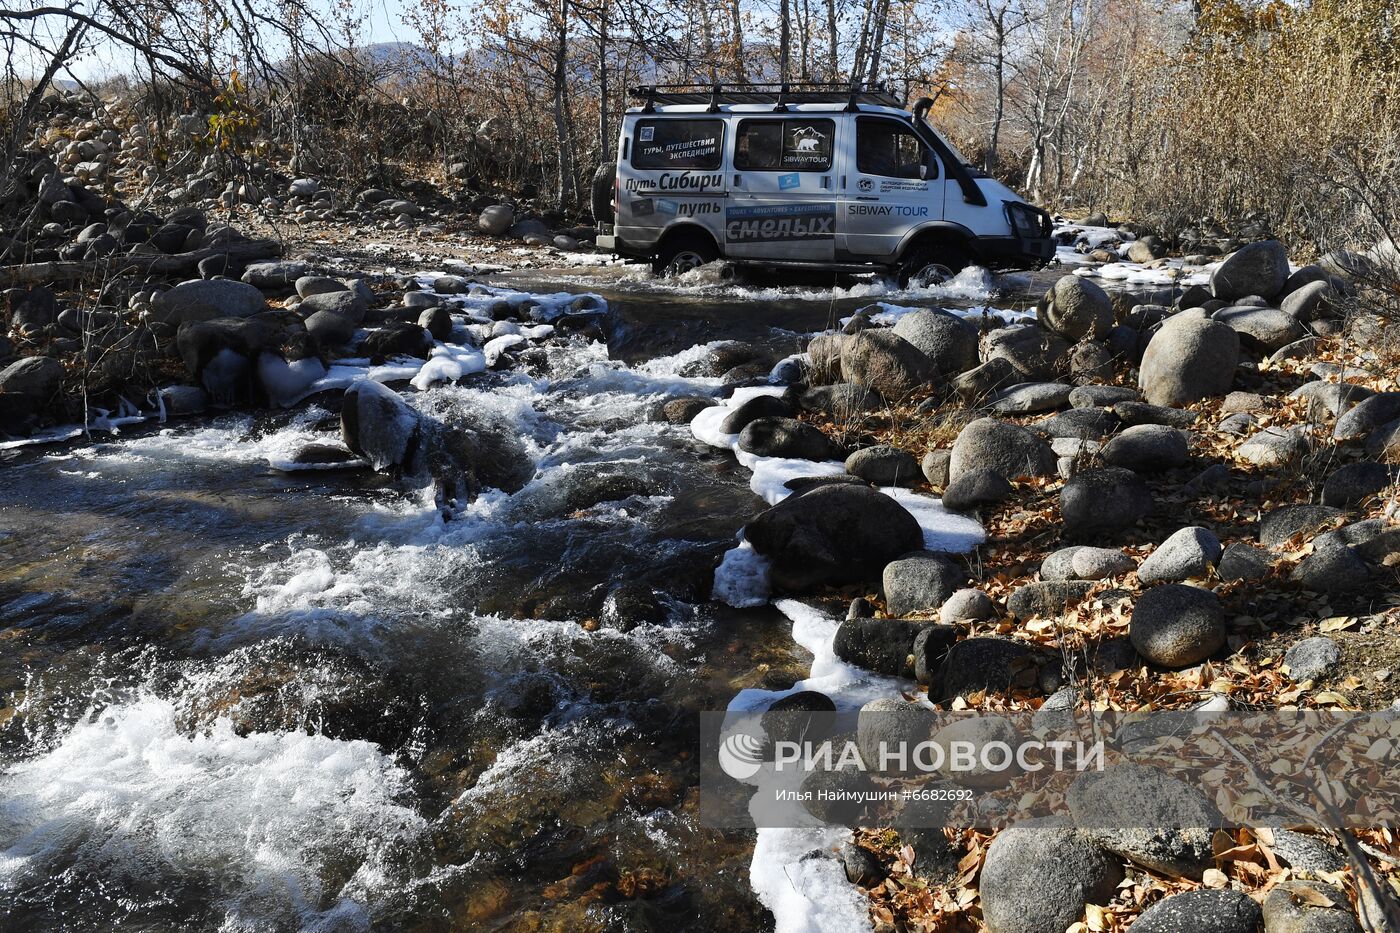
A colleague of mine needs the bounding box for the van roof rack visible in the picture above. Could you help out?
[630,82,903,114]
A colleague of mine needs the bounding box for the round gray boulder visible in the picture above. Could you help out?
[1101,423,1189,472]
[846,445,922,486]
[882,551,966,616]
[1138,526,1222,584]
[1060,467,1153,537]
[1130,583,1226,667]
[1040,275,1114,341]
[1132,889,1263,933]
[891,309,978,375]
[948,417,1056,484]
[1210,240,1290,301]
[979,823,1122,933]
[839,328,934,399]
[1139,314,1240,407]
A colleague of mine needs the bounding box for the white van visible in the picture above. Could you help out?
[593,83,1054,283]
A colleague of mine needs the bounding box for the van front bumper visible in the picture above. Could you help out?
[976,235,1055,269]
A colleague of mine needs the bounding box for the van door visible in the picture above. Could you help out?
[724,116,838,261]
[620,116,727,250]
[838,116,942,260]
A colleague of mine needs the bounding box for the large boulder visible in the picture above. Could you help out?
[1281,279,1345,322]
[744,484,924,591]
[720,394,793,433]
[846,445,921,485]
[299,289,368,325]
[1060,467,1152,537]
[0,356,64,406]
[738,417,840,461]
[839,328,933,399]
[1138,314,1239,407]
[175,314,309,405]
[1130,583,1226,668]
[930,637,1043,702]
[1040,275,1114,341]
[361,322,432,363]
[1210,240,1290,301]
[891,309,978,375]
[882,551,966,616]
[833,617,936,677]
[1262,881,1362,933]
[978,824,1122,933]
[479,205,515,235]
[948,417,1056,484]
[150,279,266,326]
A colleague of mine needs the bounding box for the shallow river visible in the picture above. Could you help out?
[0,260,1170,931]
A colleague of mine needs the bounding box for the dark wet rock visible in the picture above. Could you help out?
[941,468,1013,512]
[1217,542,1273,581]
[360,322,432,364]
[1334,392,1400,441]
[762,690,838,749]
[720,393,794,433]
[1212,305,1304,352]
[156,384,208,416]
[149,278,266,325]
[1069,762,1218,880]
[1138,526,1222,584]
[1139,314,1239,407]
[1238,425,1308,468]
[912,625,962,684]
[600,581,667,631]
[680,340,774,379]
[847,597,876,619]
[1069,384,1138,408]
[7,285,57,333]
[1101,424,1189,472]
[988,381,1073,414]
[834,617,933,676]
[305,309,356,349]
[782,474,869,494]
[1260,504,1343,548]
[745,484,923,591]
[662,396,714,424]
[1008,580,1095,620]
[1040,274,1114,341]
[882,551,966,616]
[921,449,951,487]
[1035,406,1119,439]
[1061,467,1153,537]
[978,823,1122,933]
[939,588,995,623]
[1113,400,1199,428]
[0,355,64,408]
[1322,461,1392,508]
[1210,239,1290,301]
[1263,881,1361,933]
[176,314,308,405]
[341,379,421,471]
[930,637,1042,702]
[738,416,840,461]
[1132,889,1263,933]
[278,443,362,469]
[526,465,654,517]
[792,382,883,414]
[1291,540,1370,594]
[948,417,1056,484]
[418,306,454,341]
[983,325,1069,381]
[837,842,887,888]
[840,328,933,399]
[890,309,978,375]
[1284,636,1341,683]
[846,445,921,486]
[1130,584,1225,668]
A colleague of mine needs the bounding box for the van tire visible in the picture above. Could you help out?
[898,241,971,288]
[653,232,719,276]
[590,162,617,225]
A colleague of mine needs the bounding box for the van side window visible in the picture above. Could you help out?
[631,119,724,170]
[734,119,835,172]
[856,118,935,180]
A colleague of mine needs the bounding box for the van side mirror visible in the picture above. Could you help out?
[919,163,929,181]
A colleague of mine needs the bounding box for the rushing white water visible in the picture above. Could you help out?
[0,695,425,929]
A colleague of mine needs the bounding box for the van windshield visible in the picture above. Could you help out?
[919,117,972,167]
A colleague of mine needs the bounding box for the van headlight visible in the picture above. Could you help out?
[1005,202,1049,239]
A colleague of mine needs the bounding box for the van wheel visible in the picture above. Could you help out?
[653,236,718,276]
[898,243,970,288]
